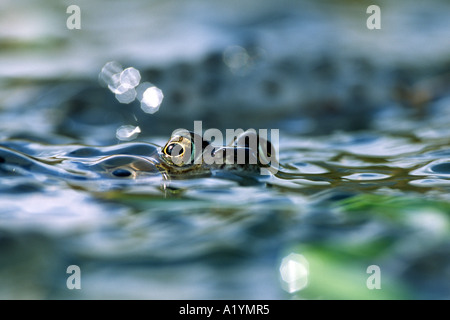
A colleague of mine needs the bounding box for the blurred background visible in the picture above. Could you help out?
[1,0,449,142]
[0,0,449,299]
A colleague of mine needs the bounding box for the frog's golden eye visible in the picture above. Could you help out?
[164,142,185,157]
[162,136,194,167]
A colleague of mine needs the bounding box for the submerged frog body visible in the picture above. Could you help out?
[0,130,277,182]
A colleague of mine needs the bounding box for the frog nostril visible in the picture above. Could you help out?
[112,168,133,177]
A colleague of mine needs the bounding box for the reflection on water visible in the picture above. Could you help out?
[0,0,450,300]
[279,253,309,294]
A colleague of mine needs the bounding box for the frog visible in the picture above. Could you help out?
[157,129,277,178]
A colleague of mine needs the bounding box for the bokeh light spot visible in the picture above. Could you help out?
[99,62,163,112]
[99,61,123,88]
[116,125,141,141]
[136,82,164,114]
[120,67,141,88]
[279,253,309,293]
[223,45,250,72]
[115,86,137,104]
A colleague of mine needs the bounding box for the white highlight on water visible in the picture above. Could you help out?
[99,61,123,88]
[116,125,141,141]
[99,62,164,112]
[279,253,309,293]
[136,82,164,114]
[115,85,137,104]
[120,67,141,88]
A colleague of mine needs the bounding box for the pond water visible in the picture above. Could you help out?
[0,0,449,299]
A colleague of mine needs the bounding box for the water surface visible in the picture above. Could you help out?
[1,0,450,300]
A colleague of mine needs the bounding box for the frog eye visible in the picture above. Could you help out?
[164,143,185,157]
[162,137,193,166]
